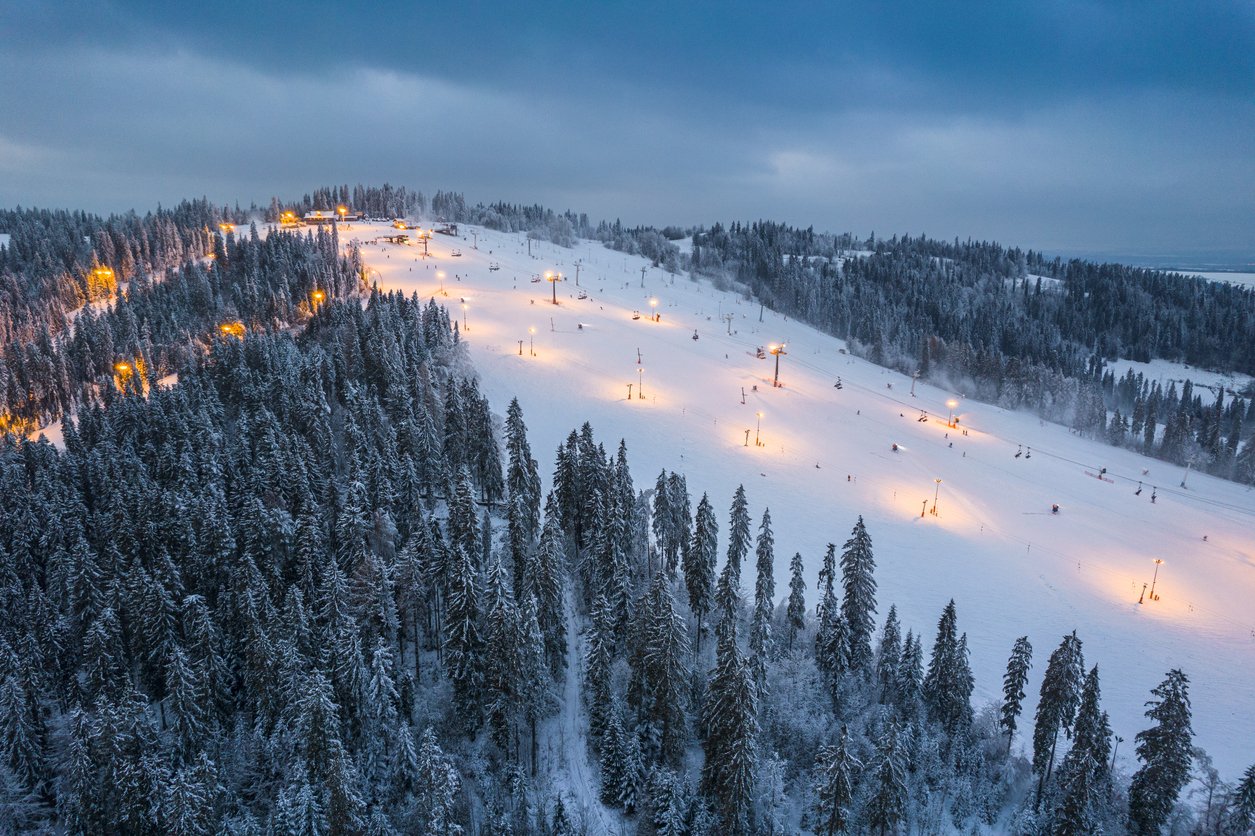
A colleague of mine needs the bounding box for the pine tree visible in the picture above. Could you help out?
[686,492,718,654]
[533,507,567,678]
[875,605,901,704]
[702,579,758,834]
[725,484,751,592]
[1000,636,1033,754]
[922,600,973,736]
[1129,669,1194,835]
[1052,749,1099,836]
[649,767,689,836]
[1227,762,1255,832]
[1034,631,1085,804]
[815,544,847,682]
[785,552,806,652]
[896,630,923,712]
[865,719,907,836]
[628,573,690,766]
[839,516,876,673]
[813,725,861,835]
[443,543,482,733]
[584,593,617,742]
[482,557,522,756]
[749,508,775,697]
[413,727,464,835]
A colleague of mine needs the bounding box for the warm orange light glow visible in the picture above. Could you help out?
[218,322,246,339]
[218,222,235,234]
[337,205,347,216]
[311,290,326,302]
[115,362,131,374]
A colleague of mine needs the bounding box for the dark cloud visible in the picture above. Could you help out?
[1,1,1251,258]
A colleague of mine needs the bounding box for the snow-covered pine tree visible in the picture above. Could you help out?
[875,605,901,704]
[785,552,806,653]
[1050,664,1111,830]
[1000,635,1033,754]
[442,543,482,734]
[865,718,907,836]
[686,492,718,654]
[815,544,848,683]
[702,572,758,835]
[412,727,464,834]
[1226,762,1255,832]
[749,508,775,697]
[482,557,522,756]
[922,599,973,736]
[533,502,567,678]
[1033,631,1085,804]
[839,515,876,674]
[896,630,923,714]
[813,724,861,835]
[628,572,690,766]
[1129,669,1194,835]
[504,398,541,542]
[584,593,617,742]
[725,484,751,593]
[666,472,692,577]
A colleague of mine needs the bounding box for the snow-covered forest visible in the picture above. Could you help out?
[1,187,1254,834]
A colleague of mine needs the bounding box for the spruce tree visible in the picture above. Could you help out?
[1129,669,1194,835]
[1000,635,1033,754]
[922,599,972,735]
[532,507,567,679]
[442,543,482,734]
[702,576,757,835]
[875,605,901,704]
[725,485,751,592]
[814,725,861,835]
[685,492,718,654]
[628,573,689,766]
[1227,762,1255,832]
[785,552,806,652]
[1033,631,1085,804]
[749,508,775,697]
[839,515,876,673]
[865,719,907,836]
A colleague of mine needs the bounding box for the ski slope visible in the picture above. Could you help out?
[344,221,1255,778]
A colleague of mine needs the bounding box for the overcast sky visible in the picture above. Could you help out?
[2,1,1252,260]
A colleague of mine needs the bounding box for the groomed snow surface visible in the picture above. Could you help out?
[347,223,1253,780]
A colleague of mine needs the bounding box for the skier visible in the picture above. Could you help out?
[891,443,899,452]
[1051,504,1059,514]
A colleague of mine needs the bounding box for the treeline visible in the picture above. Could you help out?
[679,222,1255,485]
[563,448,1252,834]
[0,291,521,832]
[1,213,359,434]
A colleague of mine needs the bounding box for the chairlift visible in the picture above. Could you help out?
[488,263,500,271]
[451,249,462,257]
[578,290,588,300]
[632,311,641,320]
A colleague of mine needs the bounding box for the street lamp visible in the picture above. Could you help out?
[947,398,958,428]
[529,326,535,356]
[638,367,644,399]
[546,271,562,305]
[755,411,763,446]
[462,303,469,331]
[337,205,348,223]
[649,298,658,321]
[1149,558,1164,601]
[769,343,788,387]
[311,289,326,311]
[932,478,942,515]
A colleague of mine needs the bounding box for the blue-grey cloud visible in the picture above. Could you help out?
[1,1,1252,259]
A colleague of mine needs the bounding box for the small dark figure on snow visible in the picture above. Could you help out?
[1051,504,1059,514]
[891,443,899,452]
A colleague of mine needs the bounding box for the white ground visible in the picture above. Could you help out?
[1183,271,1255,290]
[342,222,1255,780]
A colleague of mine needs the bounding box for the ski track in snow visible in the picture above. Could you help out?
[346,223,1255,779]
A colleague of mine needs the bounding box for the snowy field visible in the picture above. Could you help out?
[339,222,1255,777]
[1184,270,1255,289]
